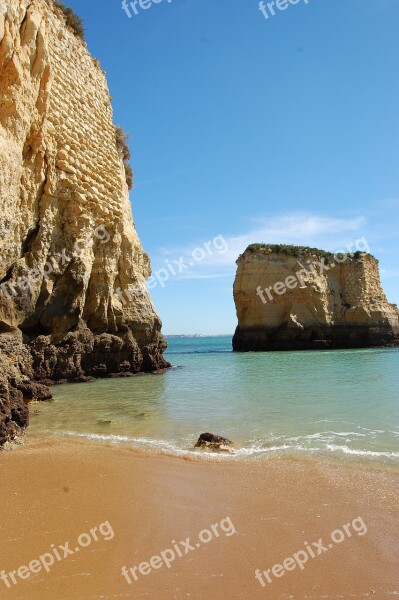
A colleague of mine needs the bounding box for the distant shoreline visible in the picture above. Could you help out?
[165,334,233,338]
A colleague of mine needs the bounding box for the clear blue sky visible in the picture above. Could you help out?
[70,0,398,334]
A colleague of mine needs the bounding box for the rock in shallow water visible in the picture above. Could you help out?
[195,433,234,454]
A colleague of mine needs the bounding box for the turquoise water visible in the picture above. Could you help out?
[29,336,399,466]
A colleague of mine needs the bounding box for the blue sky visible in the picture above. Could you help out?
[70,0,398,334]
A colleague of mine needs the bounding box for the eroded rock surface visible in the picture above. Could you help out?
[233,245,399,351]
[0,0,169,445]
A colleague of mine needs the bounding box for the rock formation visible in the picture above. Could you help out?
[0,0,169,445]
[233,244,399,351]
[194,433,234,454]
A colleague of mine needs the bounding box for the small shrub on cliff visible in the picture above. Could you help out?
[125,164,133,190]
[115,126,133,190]
[115,127,131,163]
[51,1,85,41]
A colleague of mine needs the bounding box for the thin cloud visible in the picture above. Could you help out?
[378,198,399,209]
[150,212,368,282]
[171,273,233,281]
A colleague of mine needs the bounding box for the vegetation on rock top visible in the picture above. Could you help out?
[50,1,85,41]
[245,244,374,261]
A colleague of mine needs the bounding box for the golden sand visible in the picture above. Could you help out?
[0,437,398,599]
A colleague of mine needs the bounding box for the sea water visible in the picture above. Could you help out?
[28,336,399,466]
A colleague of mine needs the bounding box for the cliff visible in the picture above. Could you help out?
[233,244,399,351]
[0,0,169,445]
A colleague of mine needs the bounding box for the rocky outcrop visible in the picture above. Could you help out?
[0,330,31,446]
[233,245,399,351]
[0,0,169,445]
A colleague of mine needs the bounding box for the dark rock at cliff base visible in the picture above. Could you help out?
[17,382,53,401]
[0,332,33,446]
[232,324,399,352]
[195,433,234,453]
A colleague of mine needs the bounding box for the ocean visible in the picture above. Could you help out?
[28,336,399,467]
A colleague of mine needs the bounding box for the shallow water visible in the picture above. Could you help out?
[28,336,399,466]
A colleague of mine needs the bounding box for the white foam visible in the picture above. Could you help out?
[326,444,399,459]
[46,430,399,463]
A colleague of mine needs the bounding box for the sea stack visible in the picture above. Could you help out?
[233,244,399,351]
[0,0,168,445]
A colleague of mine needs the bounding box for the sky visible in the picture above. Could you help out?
[68,0,398,334]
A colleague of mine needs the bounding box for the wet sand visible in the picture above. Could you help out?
[0,437,398,599]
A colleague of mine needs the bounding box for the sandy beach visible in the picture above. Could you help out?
[0,438,398,600]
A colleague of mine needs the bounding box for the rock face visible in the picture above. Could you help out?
[233,245,399,351]
[0,0,169,444]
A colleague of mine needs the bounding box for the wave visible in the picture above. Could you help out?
[326,444,399,459]
[44,430,399,463]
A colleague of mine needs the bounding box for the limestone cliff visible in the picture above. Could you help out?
[0,0,169,445]
[233,245,399,351]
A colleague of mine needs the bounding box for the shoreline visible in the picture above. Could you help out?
[1,437,398,599]
[7,343,398,453]
[19,427,399,473]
